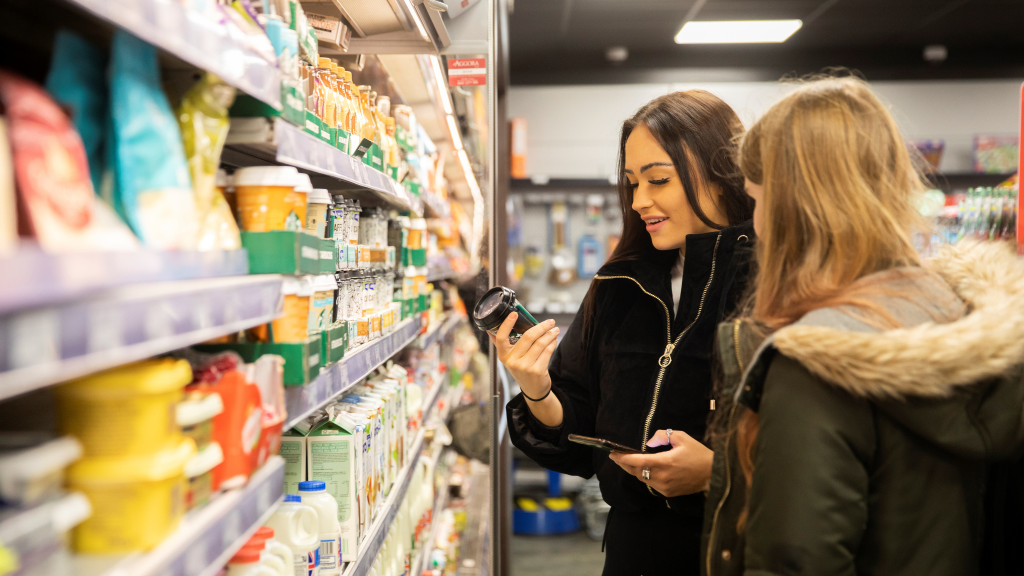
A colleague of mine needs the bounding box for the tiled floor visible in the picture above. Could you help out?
[511,531,606,576]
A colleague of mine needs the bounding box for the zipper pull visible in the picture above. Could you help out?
[658,343,675,367]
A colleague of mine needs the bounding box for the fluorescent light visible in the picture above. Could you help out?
[675,20,802,44]
[458,149,485,258]
[403,0,429,40]
[430,56,453,114]
[447,115,463,150]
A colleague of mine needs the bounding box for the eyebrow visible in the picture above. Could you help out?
[623,162,674,175]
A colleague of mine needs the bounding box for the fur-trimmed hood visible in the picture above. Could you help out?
[733,241,1024,458]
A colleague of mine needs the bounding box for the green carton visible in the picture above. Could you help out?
[304,110,321,139]
[195,336,322,386]
[322,322,348,364]
[241,231,321,275]
[318,239,338,274]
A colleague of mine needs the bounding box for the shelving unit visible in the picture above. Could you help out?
[410,449,454,576]
[415,314,463,350]
[343,379,447,576]
[283,317,423,430]
[0,275,284,401]
[63,0,281,108]
[75,456,285,576]
[224,118,423,216]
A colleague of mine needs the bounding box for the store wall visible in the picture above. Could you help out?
[509,79,1023,177]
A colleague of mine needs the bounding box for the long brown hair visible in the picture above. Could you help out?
[580,90,753,338]
[733,76,929,531]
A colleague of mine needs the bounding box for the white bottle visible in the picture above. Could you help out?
[227,549,279,576]
[299,480,342,575]
[265,495,320,576]
[265,535,297,576]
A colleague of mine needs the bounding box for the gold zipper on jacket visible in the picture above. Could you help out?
[594,234,721,498]
[706,319,746,576]
[706,404,737,576]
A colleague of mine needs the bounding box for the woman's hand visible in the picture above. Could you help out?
[609,429,713,497]
[489,312,560,400]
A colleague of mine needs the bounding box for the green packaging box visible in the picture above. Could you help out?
[410,248,427,267]
[241,231,321,275]
[417,294,427,313]
[370,145,384,172]
[337,129,350,151]
[402,299,414,320]
[304,110,321,139]
[322,322,349,364]
[195,335,322,386]
[318,239,338,274]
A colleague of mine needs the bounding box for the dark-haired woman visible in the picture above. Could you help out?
[493,91,754,576]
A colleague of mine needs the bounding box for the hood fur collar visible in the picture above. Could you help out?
[761,241,1024,399]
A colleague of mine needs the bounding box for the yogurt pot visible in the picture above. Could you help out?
[234,166,307,232]
[253,276,314,343]
[305,188,333,238]
[308,275,338,334]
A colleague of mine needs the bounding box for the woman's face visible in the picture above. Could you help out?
[625,124,724,252]
[745,179,764,236]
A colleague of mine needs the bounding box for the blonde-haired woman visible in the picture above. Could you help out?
[703,76,1024,576]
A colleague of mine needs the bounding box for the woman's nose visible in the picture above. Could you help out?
[632,186,653,212]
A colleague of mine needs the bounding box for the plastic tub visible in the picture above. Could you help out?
[0,434,82,507]
[56,359,192,458]
[67,438,196,553]
[234,166,307,232]
[176,391,224,449]
[184,441,224,511]
[253,276,314,343]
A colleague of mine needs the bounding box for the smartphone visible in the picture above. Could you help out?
[568,434,641,455]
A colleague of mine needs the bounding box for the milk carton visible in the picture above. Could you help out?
[306,414,361,564]
[280,427,308,495]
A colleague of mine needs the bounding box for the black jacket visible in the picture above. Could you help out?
[507,222,754,516]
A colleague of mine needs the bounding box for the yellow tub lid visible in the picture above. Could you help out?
[59,359,192,396]
[67,438,197,484]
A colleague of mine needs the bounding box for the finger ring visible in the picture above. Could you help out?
[666,429,673,442]
[642,468,651,481]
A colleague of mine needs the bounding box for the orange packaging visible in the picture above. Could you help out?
[191,370,263,489]
[251,277,313,343]
[511,117,528,179]
[233,166,308,232]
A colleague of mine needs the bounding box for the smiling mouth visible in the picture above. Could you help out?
[644,217,668,225]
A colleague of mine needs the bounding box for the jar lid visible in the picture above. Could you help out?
[309,188,332,204]
[473,286,517,332]
[293,173,313,193]
[233,166,299,188]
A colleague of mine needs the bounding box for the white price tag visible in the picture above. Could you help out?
[88,302,124,353]
[257,478,273,511]
[184,536,210,576]
[145,301,177,340]
[192,296,212,331]
[223,509,242,544]
[8,309,60,369]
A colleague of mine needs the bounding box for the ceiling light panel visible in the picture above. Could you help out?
[675,20,803,44]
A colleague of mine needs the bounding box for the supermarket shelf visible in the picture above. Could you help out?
[0,275,284,401]
[926,172,1016,192]
[415,315,462,350]
[75,456,285,576]
[410,458,453,576]
[224,118,423,216]
[0,248,249,316]
[422,191,450,219]
[510,177,617,193]
[343,381,445,576]
[284,317,423,430]
[64,0,280,109]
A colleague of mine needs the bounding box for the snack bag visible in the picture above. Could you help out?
[108,31,198,249]
[0,71,137,251]
[177,73,242,250]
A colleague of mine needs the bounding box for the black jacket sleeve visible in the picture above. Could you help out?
[506,307,598,478]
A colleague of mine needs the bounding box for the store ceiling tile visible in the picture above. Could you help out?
[509,0,1024,84]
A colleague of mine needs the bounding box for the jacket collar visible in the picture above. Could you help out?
[596,221,755,300]
[735,240,1024,410]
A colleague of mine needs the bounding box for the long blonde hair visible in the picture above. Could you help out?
[734,76,928,531]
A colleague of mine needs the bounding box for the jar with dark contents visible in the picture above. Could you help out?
[473,287,540,344]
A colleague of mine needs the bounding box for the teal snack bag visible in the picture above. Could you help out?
[108,31,198,249]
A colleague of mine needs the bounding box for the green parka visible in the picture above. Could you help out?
[702,241,1024,576]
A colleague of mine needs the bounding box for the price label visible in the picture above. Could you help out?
[257,478,273,511]
[88,302,124,353]
[222,509,242,544]
[8,309,59,369]
[184,536,210,576]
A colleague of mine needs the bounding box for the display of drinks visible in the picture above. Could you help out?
[957,187,1017,243]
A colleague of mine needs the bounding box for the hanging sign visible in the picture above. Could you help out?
[447,58,486,86]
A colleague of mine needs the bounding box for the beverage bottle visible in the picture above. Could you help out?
[299,481,342,575]
[226,548,279,576]
[265,495,320,576]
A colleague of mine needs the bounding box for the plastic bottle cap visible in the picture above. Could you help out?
[242,539,267,552]
[284,494,302,503]
[298,480,326,492]
[318,57,333,68]
[230,549,262,564]
[233,166,300,188]
[257,526,274,539]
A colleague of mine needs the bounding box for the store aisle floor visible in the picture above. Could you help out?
[511,532,605,576]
